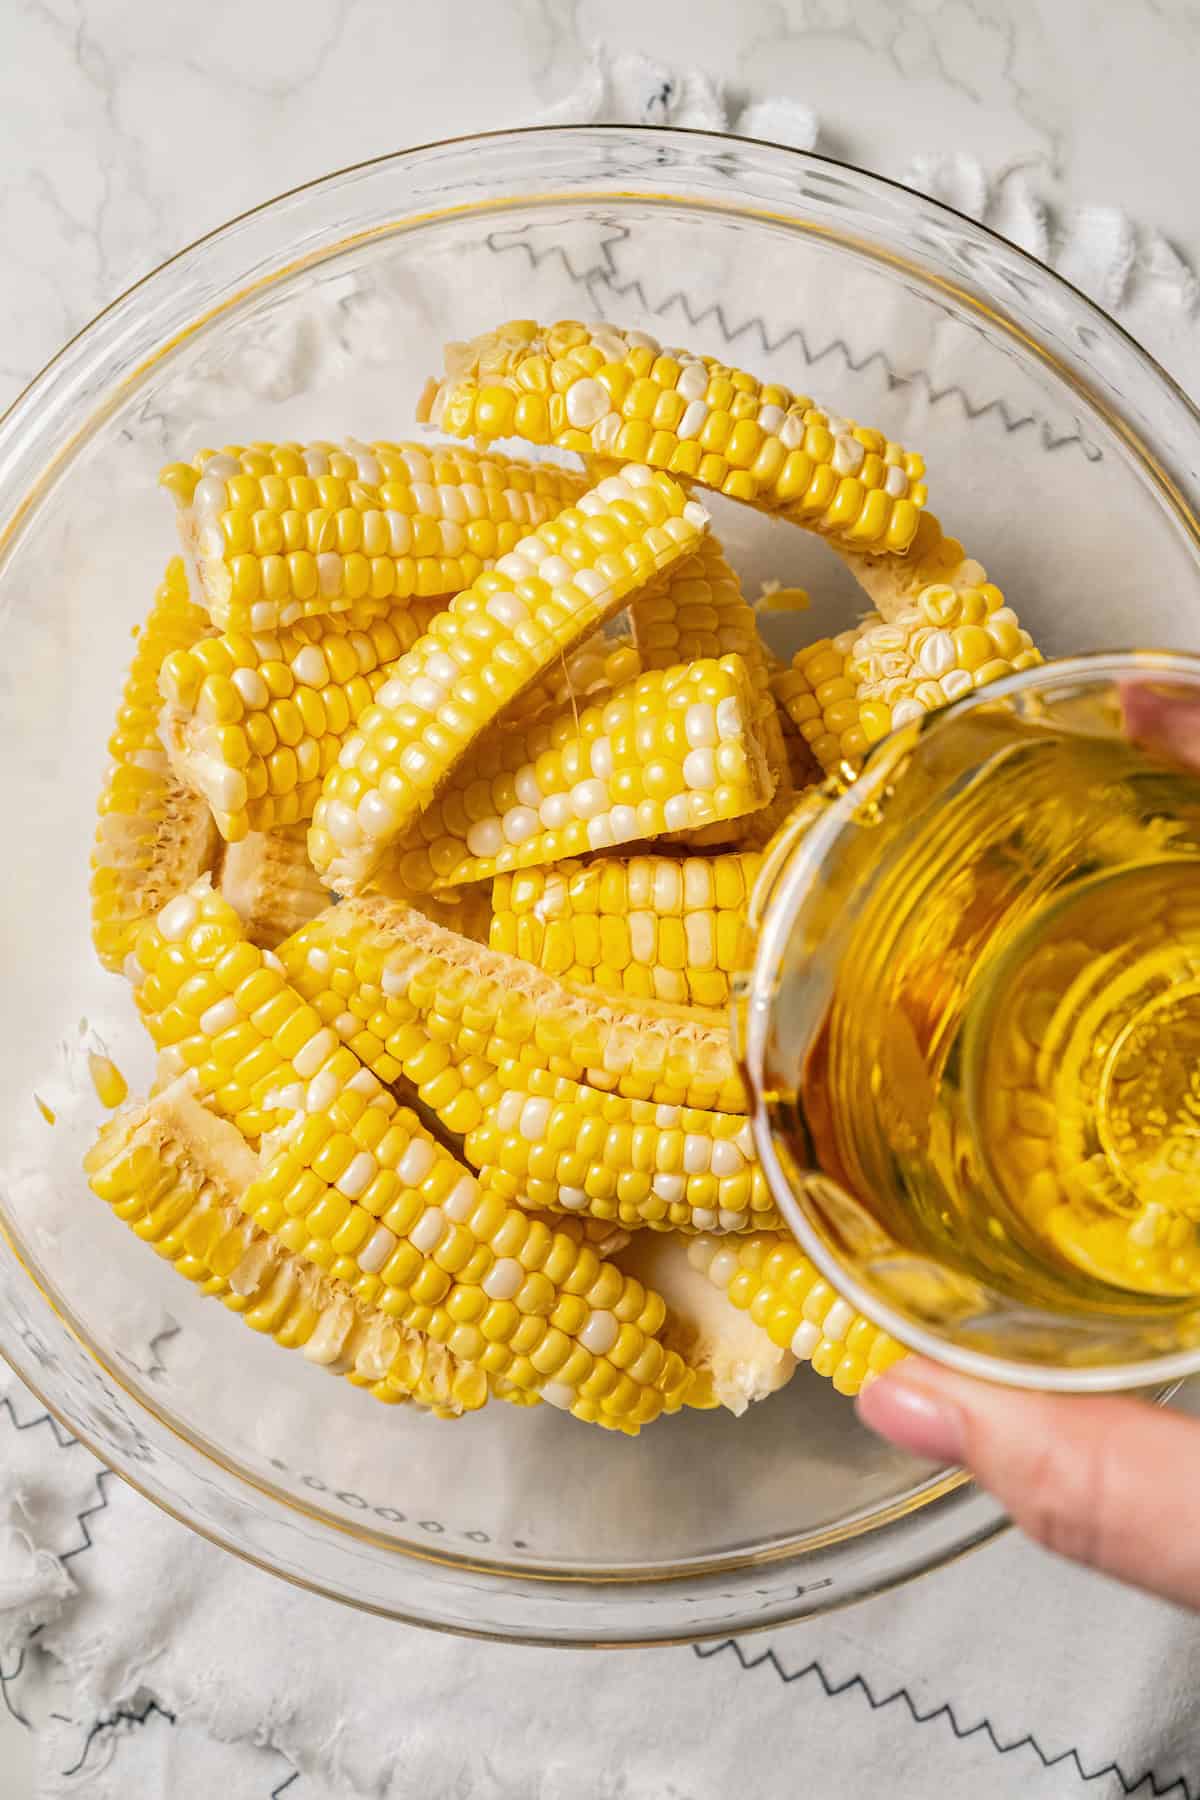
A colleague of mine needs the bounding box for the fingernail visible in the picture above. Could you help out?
[856,1371,967,1464]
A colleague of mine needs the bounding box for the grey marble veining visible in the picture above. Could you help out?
[1,0,1199,414]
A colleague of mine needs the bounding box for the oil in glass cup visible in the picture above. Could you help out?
[738,652,1200,1390]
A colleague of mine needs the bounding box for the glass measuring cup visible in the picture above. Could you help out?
[738,651,1200,1391]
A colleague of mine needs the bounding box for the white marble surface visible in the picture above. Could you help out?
[2,1,1200,1795]
[3,0,1200,419]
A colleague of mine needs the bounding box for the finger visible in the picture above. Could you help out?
[1119,681,1200,769]
[858,1358,1200,1607]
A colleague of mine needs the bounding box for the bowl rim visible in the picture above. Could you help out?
[4,121,1200,450]
[6,121,1200,1639]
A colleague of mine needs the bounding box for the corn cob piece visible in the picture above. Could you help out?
[128,879,689,1429]
[217,826,330,949]
[308,465,708,893]
[490,852,761,1009]
[780,582,1041,775]
[626,533,795,849]
[688,1233,907,1396]
[389,656,770,893]
[465,1062,779,1234]
[159,599,444,842]
[617,1231,796,1414]
[419,319,926,552]
[160,441,586,632]
[838,509,988,623]
[241,1052,692,1433]
[90,559,220,974]
[278,894,747,1114]
[85,1083,490,1414]
[131,877,352,1141]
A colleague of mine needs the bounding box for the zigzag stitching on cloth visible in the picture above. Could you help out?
[61,1467,115,1564]
[483,222,1103,462]
[0,1392,77,1452]
[61,1696,177,1778]
[693,1639,1197,1798]
[270,1772,300,1797]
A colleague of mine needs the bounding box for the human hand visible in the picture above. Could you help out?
[857,1361,1200,1606]
[857,679,1200,1607]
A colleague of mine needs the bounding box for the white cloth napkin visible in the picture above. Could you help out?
[7,46,1200,1800]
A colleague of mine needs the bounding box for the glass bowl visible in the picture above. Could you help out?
[2,125,1200,1646]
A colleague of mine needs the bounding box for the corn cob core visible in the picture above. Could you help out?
[688,1233,907,1396]
[160,441,586,631]
[278,894,747,1114]
[781,581,1041,774]
[159,599,444,840]
[85,1083,490,1414]
[618,1231,796,1414]
[837,509,986,623]
[90,560,220,973]
[217,825,330,950]
[466,1061,779,1235]
[419,318,926,552]
[390,656,770,893]
[489,852,760,1009]
[308,464,710,894]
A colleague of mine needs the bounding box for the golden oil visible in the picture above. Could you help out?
[803,706,1200,1306]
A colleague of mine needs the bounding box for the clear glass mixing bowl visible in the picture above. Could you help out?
[2,126,1200,1645]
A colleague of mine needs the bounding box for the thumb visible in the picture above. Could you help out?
[858,1358,1200,1607]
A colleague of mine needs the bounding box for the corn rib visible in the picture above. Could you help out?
[389,656,771,893]
[159,599,445,841]
[160,441,586,631]
[419,318,926,552]
[837,509,988,623]
[308,463,709,894]
[278,894,747,1114]
[130,880,691,1431]
[617,1232,796,1415]
[688,1232,907,1396]
[90,560,219,974]
[85,1082,490,1413]
[781,581,1041,775]
[465,1061,780,1234]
